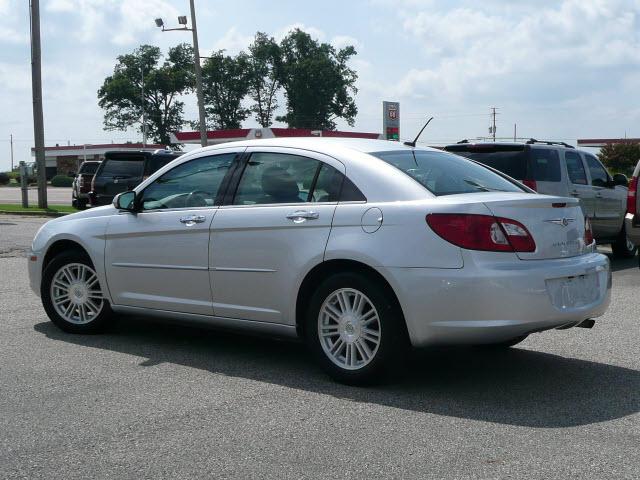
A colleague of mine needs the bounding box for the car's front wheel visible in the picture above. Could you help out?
[41,251,112,333]
[305,272,407,385]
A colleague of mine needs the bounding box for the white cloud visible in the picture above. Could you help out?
[274,23,325,42]
[208,27,253,56]
[331,35,362,51]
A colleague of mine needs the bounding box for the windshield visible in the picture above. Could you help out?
[453,148,561,182]
[370,150,525,196]
[100,159,144,178]
[79,162,99,175]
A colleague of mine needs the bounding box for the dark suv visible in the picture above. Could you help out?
[71,160,100,209]
[444,139,635,257]
[89,150,181,206]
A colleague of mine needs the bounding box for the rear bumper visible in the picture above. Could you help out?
[625,213,640,246]
[382,252,611,347]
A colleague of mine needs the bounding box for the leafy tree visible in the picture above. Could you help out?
[200,51,251,129]
[98,44,194,145]
[276,29,358,130]
[247,32,281,127]
[598,142,640,176]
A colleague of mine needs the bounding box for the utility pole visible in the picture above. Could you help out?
[10,134,14,171]
[189,0,207,147]
[491,107,497,142]
[514,123,517,142]
[30,0,47,208]
[141,67,147,147]
[156,2,207,148]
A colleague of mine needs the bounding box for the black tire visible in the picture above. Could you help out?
[76,198,88,210]
[305,272,408,385]
[41,250,113,334]
[477,334,528,349]
[611,224,637,258]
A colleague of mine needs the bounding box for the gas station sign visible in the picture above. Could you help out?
[383,101,400,140]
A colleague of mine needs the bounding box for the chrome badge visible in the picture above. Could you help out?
[545,217,575,227]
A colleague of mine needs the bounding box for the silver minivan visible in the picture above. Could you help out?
[445,140,635,258]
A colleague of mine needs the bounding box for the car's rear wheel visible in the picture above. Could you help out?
[305,272,407,385]
[612,225,637,258]
[41,251,112,333]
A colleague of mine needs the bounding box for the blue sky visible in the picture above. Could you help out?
[1,0,639,170]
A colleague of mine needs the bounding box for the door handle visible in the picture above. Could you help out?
[286,210,319,223]
[570,190,580,197]
[595,193,603,198]
[180,215,206,225]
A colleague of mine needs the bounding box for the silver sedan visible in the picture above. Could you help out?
[28,138,611,384]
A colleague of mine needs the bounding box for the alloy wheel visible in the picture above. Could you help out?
[50,263,104,324]
[318,288,381,370]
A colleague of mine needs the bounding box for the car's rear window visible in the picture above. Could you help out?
[370,150,524,196]
[100,159,144,178]
[79,162,99,175]
[147,156,179,175]
[449,146,561,182]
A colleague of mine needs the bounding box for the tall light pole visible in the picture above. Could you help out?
[155,0,207,147]
[30,0,47,208]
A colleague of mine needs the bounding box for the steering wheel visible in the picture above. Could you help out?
[185,190,209,208]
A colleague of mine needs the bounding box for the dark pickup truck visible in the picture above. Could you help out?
[89,150,181,207]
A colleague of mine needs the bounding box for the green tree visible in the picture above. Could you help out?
[598,142,640,176]
[98,44,195,145]
[247,32,281,127]
[276,29,358,130]
[200,51,251,129]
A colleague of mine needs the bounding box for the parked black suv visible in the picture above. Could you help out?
[89,150,181,206]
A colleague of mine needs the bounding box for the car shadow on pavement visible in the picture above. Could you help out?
[34,317,640,429]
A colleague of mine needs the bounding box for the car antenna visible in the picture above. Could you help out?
[404,117,434,147]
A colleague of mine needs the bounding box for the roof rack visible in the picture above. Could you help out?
[525,138,574,148]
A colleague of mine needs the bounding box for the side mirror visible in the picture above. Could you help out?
[113,190,137,211]
[613,173,628,187]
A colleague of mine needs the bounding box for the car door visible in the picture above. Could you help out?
[564,150,596,228]
[209,147,346,324]
[104,150,239,315]
[584,153,623,238]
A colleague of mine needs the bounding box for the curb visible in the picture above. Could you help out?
[0,210,69,217]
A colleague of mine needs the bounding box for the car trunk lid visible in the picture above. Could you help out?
[481,193,588,260]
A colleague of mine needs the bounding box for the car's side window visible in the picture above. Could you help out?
[585,155,609,188]
[140,153,235,211]
[565,151,588,185]
[233,153,320,205]
[312,163,366,202]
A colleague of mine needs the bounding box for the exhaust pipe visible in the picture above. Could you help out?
[576,319,595,329]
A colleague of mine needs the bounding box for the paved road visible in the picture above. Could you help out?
[1,216,639,479]
[0,186,72,206]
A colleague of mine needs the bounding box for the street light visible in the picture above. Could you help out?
[155,0,208,147]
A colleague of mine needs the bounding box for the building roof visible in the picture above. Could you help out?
[577,138,640,147]
[171,128,383,144]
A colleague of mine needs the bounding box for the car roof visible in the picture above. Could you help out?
[191,137,443,155]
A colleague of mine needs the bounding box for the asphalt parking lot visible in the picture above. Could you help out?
[0,187,72,206]
[1,215,638,479]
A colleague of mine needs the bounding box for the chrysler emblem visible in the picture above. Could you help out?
[545,217,575,227]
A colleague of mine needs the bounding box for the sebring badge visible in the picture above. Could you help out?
[545,217,575,227]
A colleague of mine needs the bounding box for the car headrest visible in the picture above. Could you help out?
[261,166,300,202]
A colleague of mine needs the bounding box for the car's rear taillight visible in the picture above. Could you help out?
[522,179,537,191]
[628,176,638,215]
[584,216,594,246]
[78,176,84,188]
[91,175,96,192]
[426,213,536,252]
